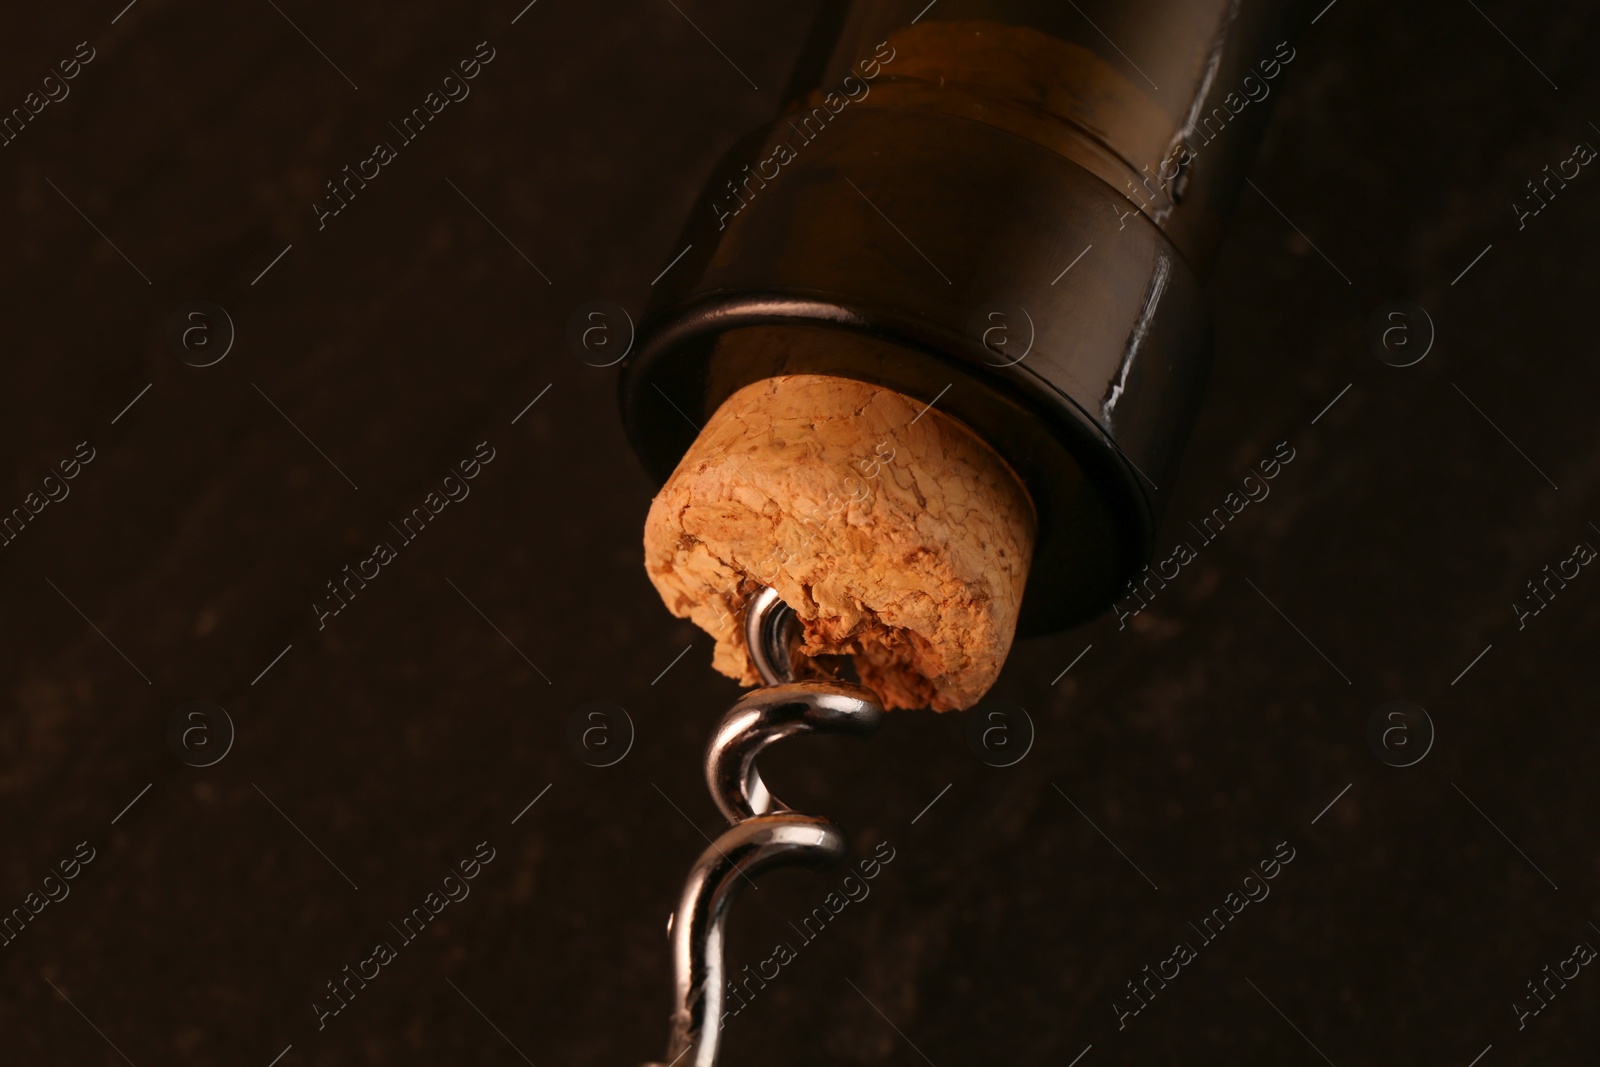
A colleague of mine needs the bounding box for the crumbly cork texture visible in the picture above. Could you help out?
[642,373,1035,711]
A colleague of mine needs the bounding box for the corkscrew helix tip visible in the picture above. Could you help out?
[743,585,801,687]
[644,587,881,1067]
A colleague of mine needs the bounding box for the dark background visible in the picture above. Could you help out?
[2,1,1597,1064]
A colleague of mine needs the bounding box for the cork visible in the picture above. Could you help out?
[642,373,1036,711]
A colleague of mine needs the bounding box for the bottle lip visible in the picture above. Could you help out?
[619,296,1159,638]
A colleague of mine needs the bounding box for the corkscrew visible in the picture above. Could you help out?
[644,587,883,1067]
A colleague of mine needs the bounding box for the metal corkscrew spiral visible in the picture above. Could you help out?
[644,587,882,1067]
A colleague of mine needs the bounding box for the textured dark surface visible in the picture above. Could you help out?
[2,2,1598,1065]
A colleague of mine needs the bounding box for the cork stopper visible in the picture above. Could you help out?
[642,373,1036,711]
